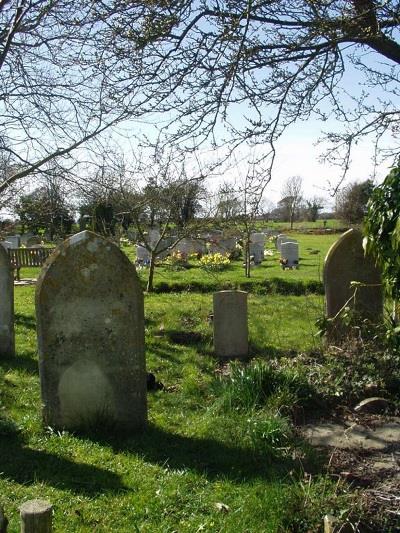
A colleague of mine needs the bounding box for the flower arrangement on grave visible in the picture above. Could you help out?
[199,252,230,271]
[164,250,188,270]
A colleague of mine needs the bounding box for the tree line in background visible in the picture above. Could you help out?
[7,170,375,240]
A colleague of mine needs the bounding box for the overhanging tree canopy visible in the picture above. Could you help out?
[110,0,400,179]
[1,1,399,196]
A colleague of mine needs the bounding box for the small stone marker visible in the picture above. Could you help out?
[213,290,248,358]
[20,499,52,533]
[36,231,147,432]
[0,244,14,357]
[324,228,382,321]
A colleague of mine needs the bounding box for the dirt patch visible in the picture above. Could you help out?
[302,414,400,530]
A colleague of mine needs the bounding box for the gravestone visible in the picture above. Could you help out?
[0,245,14,357]
[276,234,288,251]
[148,228,161,248]
[6,235,20,249]
[175,238,206,255]
[249,242,264,264]
[26,236,42,248]
[280,241,299,268]
[36,230,147,432]
[20,233,34,246]
[324,228,382,321]
[136,245,151,264]
[250,233,266,246]
[218,237,237,254]
[213,290,248,358]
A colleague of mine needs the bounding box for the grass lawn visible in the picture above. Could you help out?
[17,232,340,295]
[122,232,340,293]
[0,284,360,532]
[4,228,394,531]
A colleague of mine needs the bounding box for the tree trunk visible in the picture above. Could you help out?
[245,240,251,278]
[146,252,156,292]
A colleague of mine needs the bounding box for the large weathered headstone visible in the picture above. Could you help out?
[324,228,382,321]
[36,231,147,432]
[0,245,14,357]
[213,290,248,358]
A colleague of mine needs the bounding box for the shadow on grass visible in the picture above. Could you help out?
[165,329,207,346]
[91,424,297,483]
[0,424,124,494]
[0,353,38,375]
[248,341,300,359]
[147,336,213,362]
[15,313,36,331]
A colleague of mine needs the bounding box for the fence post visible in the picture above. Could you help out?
[20,500,52,533]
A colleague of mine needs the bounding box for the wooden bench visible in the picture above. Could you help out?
[7,247,56,280]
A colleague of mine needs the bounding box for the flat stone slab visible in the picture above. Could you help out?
[14,278,37,286]
[303,418,400,450]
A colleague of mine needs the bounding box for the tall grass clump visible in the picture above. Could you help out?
[215,360,317,414]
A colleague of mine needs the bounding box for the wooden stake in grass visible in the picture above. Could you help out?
[20,500,52,533]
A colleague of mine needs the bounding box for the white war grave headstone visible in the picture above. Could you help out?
[36,231,147,432]
[280,241,299,269]
[213,290,248,358]
[0,245,14,357]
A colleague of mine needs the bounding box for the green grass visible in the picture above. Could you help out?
[16,232,340,296]
[0,285,371,532]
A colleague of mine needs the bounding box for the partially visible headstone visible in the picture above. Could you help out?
[324,228,383,322]
[280,241,299,269]
[36,230,147,432]
[26,236,42,248]
[213,290,248,358]
[0,245,14,357]
[148,228,160,248]
[249,243,264,264]
[276,234,288,251]
[354,397,392,414]
[218,237,237,254]
[136,245,151,264]
[175,238,206,255]
[250,232,266,246]
[1,235,20,249]
[20,233,34,246]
